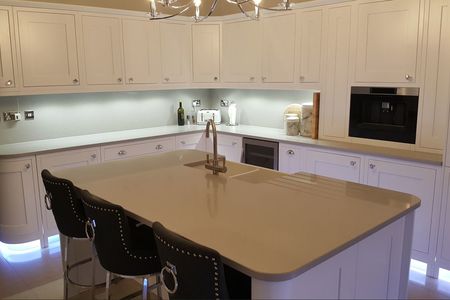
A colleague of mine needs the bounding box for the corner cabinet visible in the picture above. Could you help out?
[355,0,421,83]
[222,20,260,83]
[0,157,41,244]
[206,134,242,163]
[16,9,80,87]
[261,14,296,83]
[0,7,16,90]
[192,24,220,83]
[81,15,124,86]
[175,133,207,151]
[122,18,161,85]
[160,22,190,84]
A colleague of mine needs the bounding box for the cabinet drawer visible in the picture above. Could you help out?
[102,138,174,162]
[207,134,242,163]
[175,133,206,150]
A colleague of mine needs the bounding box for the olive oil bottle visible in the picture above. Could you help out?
[177,101,185,126]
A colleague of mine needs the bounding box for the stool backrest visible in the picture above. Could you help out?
[152,222,229,300]
[41,169,86,238]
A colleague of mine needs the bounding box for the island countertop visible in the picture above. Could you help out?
[55,150,420,281]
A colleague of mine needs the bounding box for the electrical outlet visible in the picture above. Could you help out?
[220,99,229,107]
[24,111,34,120]
[192,99,201,107]
[3,112,21,121]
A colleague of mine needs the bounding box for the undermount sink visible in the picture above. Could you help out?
[184,160,259,178]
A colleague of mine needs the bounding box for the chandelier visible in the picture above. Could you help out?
[148,0,293,22]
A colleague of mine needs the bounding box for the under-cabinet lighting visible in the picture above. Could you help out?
[439,268,450,283]
[0,235,60,263]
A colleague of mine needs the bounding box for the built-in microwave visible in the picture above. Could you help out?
[349,87,419,144]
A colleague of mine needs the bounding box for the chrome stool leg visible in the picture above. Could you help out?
[91,243,96,300]
[156,274,162,299]
[142,277,148,300]
[105,271,111,300]
[63,235,70,300]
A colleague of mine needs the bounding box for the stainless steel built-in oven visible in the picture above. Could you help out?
[349,87,419,144]
[242,138,279,170]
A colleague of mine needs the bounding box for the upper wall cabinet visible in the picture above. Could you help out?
[81,15,124,86]
[261,14,296,83]
[222,20,260,83]
[16,9,80,87]
[355,0,421,83]
[192,24,220,83]
[122,19,161,85]
[0,7,15,90]
[419,0,450,151]
[160,22,190,84]
[296,8,323,85]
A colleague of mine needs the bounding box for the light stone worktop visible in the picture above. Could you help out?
[55,150,420,281]
[0,124,442,165]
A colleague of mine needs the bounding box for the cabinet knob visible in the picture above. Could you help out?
[72,78,79,85]
[5,80,13,86]
[164,78,170,82]
[262,76,267,82]
[118,78,123,83]
[249,76,255,81]
[232,142,237,146]
[350,161,357,166]
[91,154,97,159]
[180,141,186,145]
[405,74,413,81]
[299,75,305,81]
[25,163,31,170]
[369,163,376,169]
[214,77,218,81]
[129,77,134,83]
[156,144,163,150]
[287,150,295,155]
[118,150,127,156]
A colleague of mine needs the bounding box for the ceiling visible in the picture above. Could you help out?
[23,0,314,16]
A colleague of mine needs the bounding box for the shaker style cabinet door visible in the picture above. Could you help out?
[261,14,296,83]
[355,0,421,83]
[160,22,190,84]
[222,20,260,83]
[16,10,80,87]
[122,19,161,85]
[192,24,220,83]
[279,143,302,174]
[296,8,323,84]
[81,15,124,85]
[0,7,15,89]
[0,157,41,244]
[419,0,450,151]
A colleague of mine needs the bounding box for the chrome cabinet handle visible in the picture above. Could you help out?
[369,163,376,169]
[118,78,123,83]
[128,77,134,83]
[156,144,163,150]
[232,142,238,146]
[118,150,127,156]
[287,150,295,155]
[350,161,357,166]
[91,154,97,159]
[6,80,13,86]
[299,75,305,81]
[249,76,255,81]
[180,141,186,145]
[164,78,170,82]
[405,74,412,80]
[214,77,218,81]
[262,76,267,82]
[25,163,31,170]
[73,78,79,85]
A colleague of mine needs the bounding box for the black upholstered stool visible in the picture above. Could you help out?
[152,221,231,300]
[41,169,98,300]
[81,190,162,300]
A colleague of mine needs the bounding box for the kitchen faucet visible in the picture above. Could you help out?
[205,119,227,175]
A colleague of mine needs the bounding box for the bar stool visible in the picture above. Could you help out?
[152,221,231,299]
[80,190,162,300]
[41,169,97,300]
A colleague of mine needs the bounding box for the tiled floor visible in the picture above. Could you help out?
[1,240,450,299]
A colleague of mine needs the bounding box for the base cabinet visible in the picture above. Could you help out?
[0,156,41,244]
[207,134,242,163]
[437,167,450,270]
[175,133,206,151]
[279,144,302,174]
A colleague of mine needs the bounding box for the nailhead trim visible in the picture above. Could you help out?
[155,233,220,300]
[82,199,158,261]
[43,179,84,224]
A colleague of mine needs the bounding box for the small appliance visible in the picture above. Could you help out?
[197,109,221,125]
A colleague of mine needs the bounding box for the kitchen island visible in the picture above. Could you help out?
[55,149,420,299]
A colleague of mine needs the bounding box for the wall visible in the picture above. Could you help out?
[209,89,314,128]
[0,90,211,145]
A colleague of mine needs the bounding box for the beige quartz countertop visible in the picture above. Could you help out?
[56,150,420,281]
[0,124,442,165]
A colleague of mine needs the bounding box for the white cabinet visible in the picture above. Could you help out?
[0,157,41,244]
[160,22,190,83]
[16,9,80,87]
[418,0,450,151]
[355,0,421,83]
[0,7,16,90]
[304,148,361,183]
[175,133,206,151]
[102,137,175,162]
[366,158,438,265]
[207,134,242,163]
[261,14,296,83]
[36,147,100,239]
[279,143,303,174]
[192,24,220,83]
[222,20,260,83]
[81,15,124,86]
[321,4,352,140]
[296,8,323,85]
[437,167,450,270]
[122,18,161,85]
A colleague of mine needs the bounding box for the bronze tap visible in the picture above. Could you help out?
[205,119,227,175]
